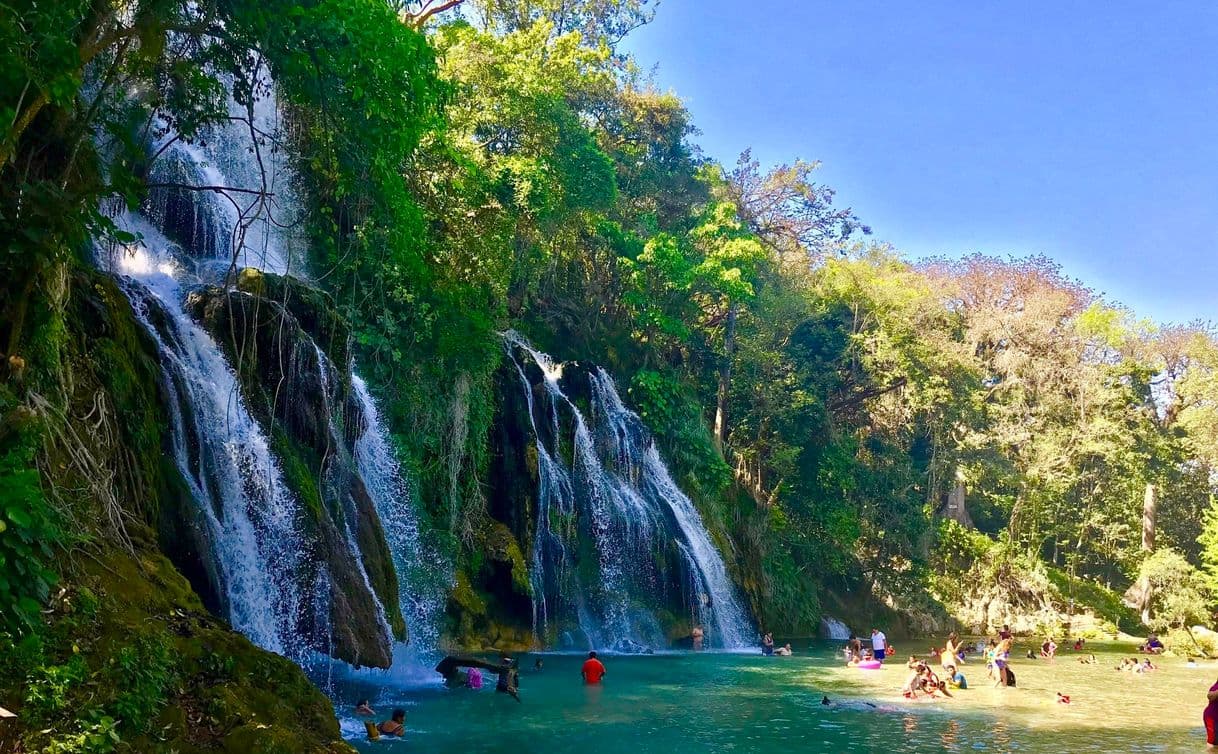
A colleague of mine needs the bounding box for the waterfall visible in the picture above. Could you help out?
[589,369,754,648]
[111,216,312,658]
[821,616,852,641]
[502,332,753,650]
[312,345,394,652]
[98,70,444,671]
[352,375,450,676]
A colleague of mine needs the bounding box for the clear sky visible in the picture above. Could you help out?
[624,0,1218,325]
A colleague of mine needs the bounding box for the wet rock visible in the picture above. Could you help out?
[185,280,403,668]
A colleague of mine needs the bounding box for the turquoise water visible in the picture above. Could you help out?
[340,642,1211,752]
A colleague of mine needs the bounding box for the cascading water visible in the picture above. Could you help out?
[352,375,451,678]
[312,345,394,652]
[502,332,754,650]
[98,70,446,672]
[821,616,853,641]
[110,216,312,658]
[588,369,754,648]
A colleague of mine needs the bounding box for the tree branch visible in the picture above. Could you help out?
[402,0,466,29]
[146,182,274,197]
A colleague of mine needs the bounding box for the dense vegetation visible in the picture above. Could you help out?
[1,0,1216,748]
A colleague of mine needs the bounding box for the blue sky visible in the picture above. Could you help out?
[624,0,1218,325]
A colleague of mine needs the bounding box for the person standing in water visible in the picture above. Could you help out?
[871,628,888,662]
[496,655,521,702]
[943,632,963,667]
[1206,676,1218,748]
[691,625,704,651]
[993,637,1013,688]
[762,632,775,656]
[582,651,607,684]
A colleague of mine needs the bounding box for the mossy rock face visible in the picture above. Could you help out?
[482,520,532,597]
[0,270,355,753]
[185,282,401,667]
[0,544,355,754]
[236,268,350,368]
[445,570,534,651]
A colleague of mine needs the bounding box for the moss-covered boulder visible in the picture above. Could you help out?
[0,269,354,753]
[0,544,356,754]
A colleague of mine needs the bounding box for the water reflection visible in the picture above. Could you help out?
[940,718,960,750]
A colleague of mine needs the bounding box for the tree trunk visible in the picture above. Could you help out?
[712,303,737,452]
[1129,482,1158,625]
[1142,483,1156,552]
[939,474,974,528]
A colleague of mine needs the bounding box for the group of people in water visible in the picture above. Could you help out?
[761,632,794,656]
[358,649,610,739]
[838,624,1129,703]
[354,623,1205,743]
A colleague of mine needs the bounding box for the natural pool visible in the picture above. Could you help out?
[339,641,1212,752]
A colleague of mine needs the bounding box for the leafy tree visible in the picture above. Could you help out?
[1137,548,1212,635]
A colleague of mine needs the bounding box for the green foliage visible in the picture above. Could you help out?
[1044,568,1141,635]
[0,393,60,632]
[1137,548,1212,633]
[628,369,729,496]
[2,0,1216,661]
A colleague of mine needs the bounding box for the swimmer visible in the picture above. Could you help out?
[376,709,406,738]
[355,699,375,716]
[945,664,967,689]
[581,651,607,685]
[497,655,522,702]
[1056,692,1071,705]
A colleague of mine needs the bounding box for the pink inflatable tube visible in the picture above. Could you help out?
[857,660,883,670]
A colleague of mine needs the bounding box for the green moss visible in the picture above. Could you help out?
[272,429,327,531]
[1046,567,1141,635]
[450,571,488,618]
[0,270,354,752]
[482,521,532,596]
[1,548,354,754]
[243,270,351,368]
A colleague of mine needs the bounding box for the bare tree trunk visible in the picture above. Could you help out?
[712,303,737,452]
[1131,482,1157,624]
[1142,483,1156,552]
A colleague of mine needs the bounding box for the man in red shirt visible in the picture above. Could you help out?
[581,651,606,684]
